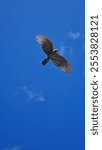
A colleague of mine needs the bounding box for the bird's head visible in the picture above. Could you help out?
[52,49,58,53]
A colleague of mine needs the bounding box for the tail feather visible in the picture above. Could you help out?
[42,57,49,65]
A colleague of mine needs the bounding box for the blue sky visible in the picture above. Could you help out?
[0,0,85,150]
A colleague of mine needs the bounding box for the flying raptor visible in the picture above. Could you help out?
[36,35,70,73]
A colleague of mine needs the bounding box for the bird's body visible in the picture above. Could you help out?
[42,50,57,65]
[36,35,70,73]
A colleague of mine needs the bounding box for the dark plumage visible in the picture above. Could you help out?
[36,35,70,73]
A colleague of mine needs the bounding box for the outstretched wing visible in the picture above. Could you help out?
[51,53,70,73]
[36,35,53,55]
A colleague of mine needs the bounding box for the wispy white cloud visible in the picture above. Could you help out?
[18,85,45,102]
[67,31,80,40]
[2,145,24,150]
[58,43,74,60]
[59,45,68,56]
[68,47,73,56]
[56,31,84,65]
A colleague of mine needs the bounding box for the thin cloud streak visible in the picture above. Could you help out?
[19,85,45,102]
[2,145,24,150]
[59,45,66,56]
[67,31,80,40]
[59,43,74,59]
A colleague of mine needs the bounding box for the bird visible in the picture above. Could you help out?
[36,35,70,73]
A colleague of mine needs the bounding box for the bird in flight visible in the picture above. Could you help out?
[36,35,70,73]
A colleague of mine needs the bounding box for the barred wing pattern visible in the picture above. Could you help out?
[36,34,71,74]
[36,35,53,54]
[50,53,70,73]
